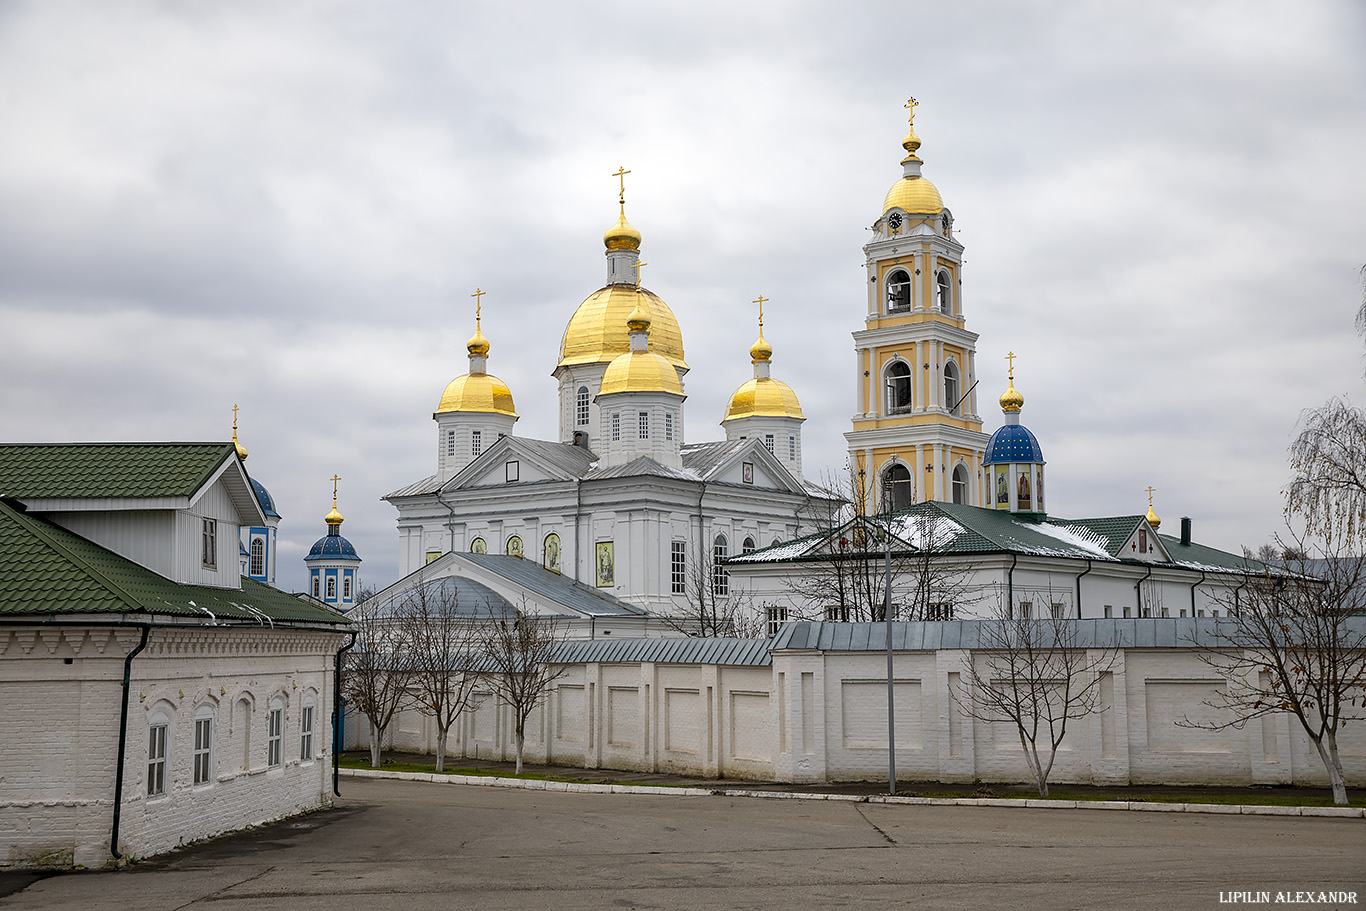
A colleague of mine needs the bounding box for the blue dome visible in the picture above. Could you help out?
[305,532,361,562]
[251,477,281,519]
[984,423,1045,465]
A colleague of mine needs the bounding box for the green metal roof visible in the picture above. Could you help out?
[0,499,347,625]
[0,443,236,500]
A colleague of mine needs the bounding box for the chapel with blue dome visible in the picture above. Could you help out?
[232,408,282,587]
[983,354,1046,516]
[305,477,361,611]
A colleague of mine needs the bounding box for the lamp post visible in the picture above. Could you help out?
[885,456,896,795]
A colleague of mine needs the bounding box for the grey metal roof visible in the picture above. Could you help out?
[385,437,599,500]
[680,439,744,476]
[361,575,515,619]
[582,455,700,483]
[552,636,773,666]
[462,553,649,618]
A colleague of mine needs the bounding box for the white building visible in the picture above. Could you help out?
[0,442,350,869]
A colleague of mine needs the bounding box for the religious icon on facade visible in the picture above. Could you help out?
[595,541,614,588]
[996,470,1008,505]
[742,461,754,485]
[1018,472,1031,508]
[506,535,523,558]
[1036,469,1044,509]
[543,533,561,574]
[471,537,487,554]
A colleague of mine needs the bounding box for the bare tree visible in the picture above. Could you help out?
[960,599,1117,797]
[400,577,487,772]
[344,595,415,768]
[662,540,765,637]
[478,605,568,775]
[888,508,981,621]
[1191,530,1366,805]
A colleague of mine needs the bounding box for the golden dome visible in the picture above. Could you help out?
[626,300,651,332]
[603,208,642,251]
[749,330,772,363]
[467,325,489,357]
[559,286,687,370]
[999,377,1024,413]
[600,350,683,396]
[1146,505,1161,531]
[882,176,944,216]
[325,503,344,525]
[436,373,517,416]
[723,377,805,422]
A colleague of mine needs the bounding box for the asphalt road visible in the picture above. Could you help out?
[5,777,1364,910]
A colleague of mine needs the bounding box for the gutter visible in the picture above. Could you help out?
[1075,559,1092,618]
[1190,569,1207,617]
[573,478,583,583]
[111,623,151,861]
[436,486,458,554]
[1135,564,1154,616]
[1006,553,1018,615]
[333,629,357,797]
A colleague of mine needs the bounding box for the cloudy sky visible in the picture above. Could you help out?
[3,1,1363,593]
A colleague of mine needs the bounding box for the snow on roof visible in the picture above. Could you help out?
[1032,521,1115,558]
[890,513,966,551]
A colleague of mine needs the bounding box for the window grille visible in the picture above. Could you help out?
[268,704,283,768]
[147,723,167,796]
[671,541,686,594]
[576,387,590,425]
[193,714,213,785]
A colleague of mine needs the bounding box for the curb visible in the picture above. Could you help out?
[337,769,1363,818]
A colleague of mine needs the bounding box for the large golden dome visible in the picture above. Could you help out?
[435,373,517,416]
[723,377,805,422]
[882,175,944,216]
[558,286,687,370]
[600,350,683,396]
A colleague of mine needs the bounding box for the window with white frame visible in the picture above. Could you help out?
[343,575,352,600]
[300,700,315,762]
[193,708,213,785]
[665,412,674,441]
[576,387,590,425]
[887,268,911,311]
[1122,606,1132,618]
[447,430,455,457]
[311,574,320,598]
[201,518,217,569]
[611,413,620,441]
[326,575,336,600]
[1051,602,1066,619]
[1104,605,1113,618]
[638,411,649,439]
[927,602,955,621]
[944,361,961,415]
[712,534,729,596]
[249,536,265,577]
[764,433,774,454]
[936,270,952,313]
[951,464,969,505]
[884,361,913,413]
[267,700,283,768]
[825,604,848,622]
[788,436,795,461]
[1015,601,1032,620]
[505,460,519,482]
[766,605,788,637]
[742,536,756,554]
[471,429,482,457]
[883,463,913,510]
[671,541,686,595]
[147,717,168,797]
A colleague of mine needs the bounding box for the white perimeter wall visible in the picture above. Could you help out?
[355,646,1366,789]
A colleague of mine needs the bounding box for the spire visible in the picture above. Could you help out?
[603,165,642,253]
[231,404,248,461]
[901,96,923,164]
[749,294,773,368]
[1146,486,1162,531]
[325,474,343,534]
[467,288,489,359]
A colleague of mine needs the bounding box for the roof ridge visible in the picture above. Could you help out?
[0,502,144,613]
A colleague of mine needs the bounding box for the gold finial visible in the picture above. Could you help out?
[999,351,1024,412]
[612,165,631,206]
[231,404,248,461]
[1145,486,1161,530]
[901,97,922,161]
[604,167,642,252]
[325,474,343,526]
[467,288,489,356]
[631,260,647,286]
[750,295,772,362]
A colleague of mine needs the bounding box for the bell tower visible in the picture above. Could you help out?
[844,99,989,513]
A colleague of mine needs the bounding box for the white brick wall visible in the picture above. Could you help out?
[1,624,346,869]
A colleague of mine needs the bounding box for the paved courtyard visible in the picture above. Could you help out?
[5,777,1364,910]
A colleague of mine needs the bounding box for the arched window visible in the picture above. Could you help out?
[146,712,169,797]
[712,534,729,597]
[742,536,756,554]
[883,463,913,510]
[576,387,590,425]
[952,464,969,505]
[192,705,214,786]
[300,696,316,762]
[886,269,911,311]
[941,211,952,238]
[249,537,264,577]
[944,360,961,415]
[543,533,561,573]
[884,361,913,414]
[267,697,284,768]
[936,270,952,313]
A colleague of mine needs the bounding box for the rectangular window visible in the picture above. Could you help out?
[326,576,336,599]
[1197,609,1205,617]
[300,705,314,761]
[268,706,283,768]
[1122,606,1132,618]
[1104,605,1113,618]
[665,412,674,441]
[789,436,795,461]
[471,429,482,457]
[193,716,212,785]
[670,541,686,595]
[764,433,774,454]
[611,413,620,441]
[1211,609,1220,618]
[638,411,649,439]
[576,387,590,425]
[766,605,788,638]
[824,604,848,622]
[311,574,320,598]
[1016,601,1032,620]
[343,575,352,599]
[1051,602,1065,619]
[249,536,265,577]
[147,723,167,796]
[928,602,955,621]
[505,460,520,482]
[447,430,455,457]
[201,518,217,568]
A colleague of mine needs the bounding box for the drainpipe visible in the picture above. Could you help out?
[572,478,583,583]
[111,623,151,861]
[1189,569,1206,617]
[436,487,457,555]
[696,481,708,631]
[333,628,357,797]
[1075,559,1092,618]
[1135,565,1154,616]
[1006,554,1018,616]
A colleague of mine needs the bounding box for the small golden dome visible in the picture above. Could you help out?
[1146,505,1161,531]
[559,285,687,370]
[882,176,944,216]
[233,436,248,461]
[436,373,517,416]
[325,504,343,525]
[467,325,489,357]
[749,330,772,363]
[600,350,683,396]
[1000,377,1024,413]
[626,300,651,332]
[723,377,805,422]
[603,208,642,251]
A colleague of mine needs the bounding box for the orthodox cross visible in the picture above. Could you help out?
[612,166,631,204]
[231,403,239,433]
[470,287,485,322]
[631,260,647,286]
[904,96,918,126]
[1005,350,1016,379]
[330,474,342,506]
[1146,485,1156,509]
[753,294,768,329]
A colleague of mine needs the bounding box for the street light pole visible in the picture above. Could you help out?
[885,461,896,796]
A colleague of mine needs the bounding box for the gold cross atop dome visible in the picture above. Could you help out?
[467,288,490,356]
[999,351,1023,413]
[1005,350,1017,378]
[325,474,344,526]
[631,260,647,286]
[231,404,248,461]
[901,96,923,160]
[750,294,773,362]
[904,97,918,124]
[612,166,631,205]
[1145,486,1161,530]
[604,166,642,252]
[753,294,768,328]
